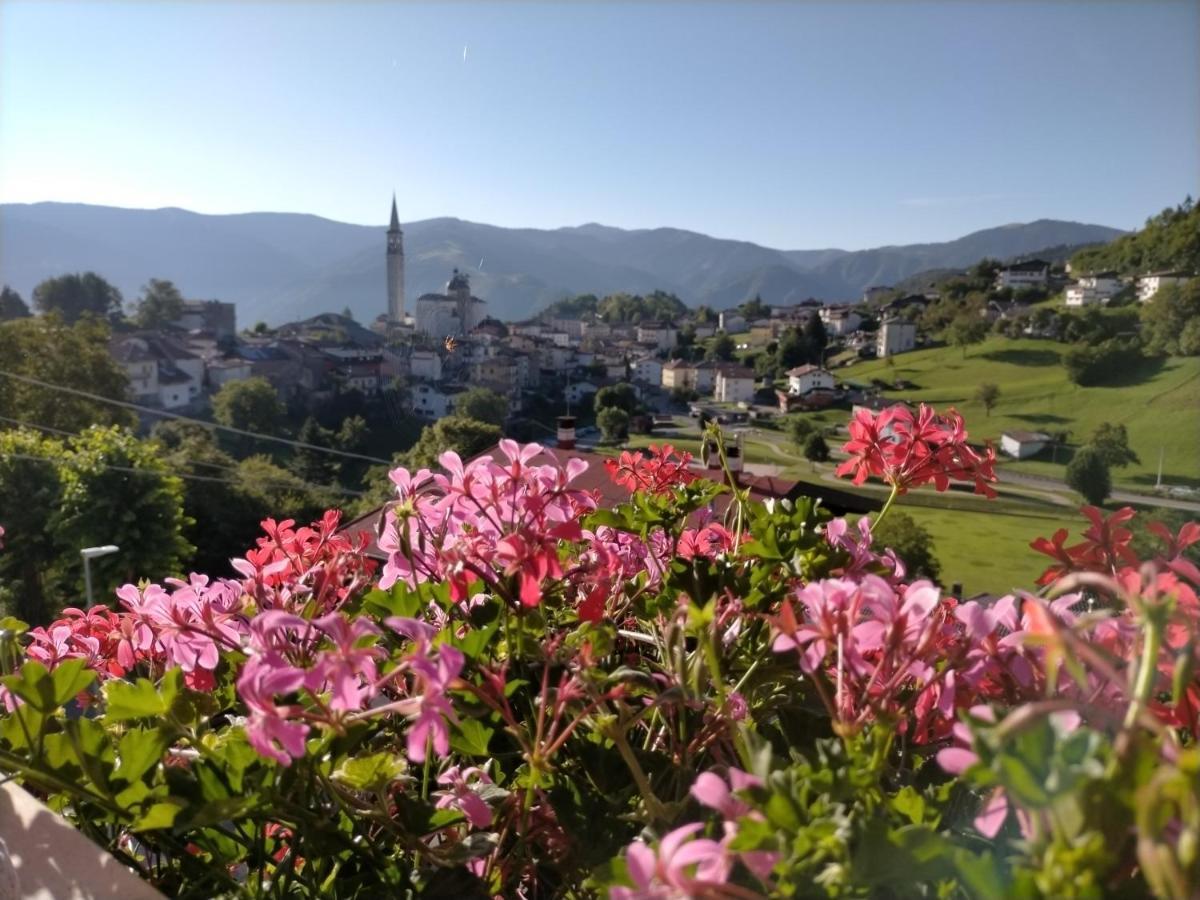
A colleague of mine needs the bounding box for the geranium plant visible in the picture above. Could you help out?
[0,410,1197,898]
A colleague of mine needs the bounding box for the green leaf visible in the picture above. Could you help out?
[333,752,406,792]
[132,799,184,830]
[104,673,178,721]
[2,660,92,712]
[890,785,926,825]
[449,719,494,757]
[0,615,29,634]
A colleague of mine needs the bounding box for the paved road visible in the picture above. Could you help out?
[994,468,1200,513]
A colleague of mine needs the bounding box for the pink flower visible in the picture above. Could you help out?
[434,765,494,828]
[237,655,310,766]
[403,645,464,762]
[307,613,383,712]
[613,823,730,899]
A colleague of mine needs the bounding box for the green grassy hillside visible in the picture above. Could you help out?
[840,337,1200,488]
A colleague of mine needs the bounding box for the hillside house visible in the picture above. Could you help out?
[714,366,756,404]
[995,259,1050,290]
[172,299,236,339]
[786,364,836,396]
[876,318,917,357]
[818,307,863,336]
[409,349,443,382]
[110,333,205,410]
[1000,430,1050,460]
[1137,271,1191,302]
[632,357,663,385]
[635,322,677,350]
[1065,273,1123,307]
[411,383,455,419]
[718,311,747,334]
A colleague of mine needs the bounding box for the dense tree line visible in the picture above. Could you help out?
[1070,197,1199,276]
[540,290,688,324]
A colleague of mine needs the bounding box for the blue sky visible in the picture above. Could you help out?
[1,1,1196,249]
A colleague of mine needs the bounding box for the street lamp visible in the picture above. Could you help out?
[80,545,119,607]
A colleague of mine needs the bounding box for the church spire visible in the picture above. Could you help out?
[389,192,400,232]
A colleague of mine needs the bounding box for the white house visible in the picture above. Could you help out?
[632,357,663,385]
[995,259,1050,290]
[717,311,747,334]
[1065,273,1123,307]
[714,366,756,404]
[409,349,443,382]
[565,381,599,407]
[412,383,454,419]
[635,322,677,351]
[1137,271,1191,303]
[786,364,836,396]
[876,318,916,358]
[818,307,863,336]
[206,357,254,389]
[110,334,205,410]
[1000,430,1050,460]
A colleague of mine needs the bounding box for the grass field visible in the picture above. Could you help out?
[839,337,1200,488]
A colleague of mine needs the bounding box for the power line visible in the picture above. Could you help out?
[0,369,393,465]
[0,450,365,498]
[0,415,365,497]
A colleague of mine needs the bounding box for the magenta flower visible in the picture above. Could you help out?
[613,823,731,899]
[402,645,464,763]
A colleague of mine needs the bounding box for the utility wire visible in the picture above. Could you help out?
[0,450,366,498]
[0,413,363,496]
[0,369,393,465]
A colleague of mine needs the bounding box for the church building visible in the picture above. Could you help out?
[386,194,406,322]
[415,269,488,339]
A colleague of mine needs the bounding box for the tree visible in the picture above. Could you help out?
[707,334,736,362]
[738,295,769,320]
[597,407,630,443]
[789,417,816,450]
[211,377,285,453]
[871,512,942,583]
[1140,278,1200,357]
[32,272,124,323]
[403,416,502,470]
[594,383,640,416]
[1087,422,1140,469]
[133,278,185,329]
[0,429,65,622]
[0,315,134,433]
[52,426,194,600]
[803,433,830,465]
[946,313,987,359]
[455,387,510,427]
[1065,447,1112,505]
[291,416,339,484]
[975,382,1000,417]
[0,286,30,321]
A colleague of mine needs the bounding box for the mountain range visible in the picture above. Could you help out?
[0,202,1124,326]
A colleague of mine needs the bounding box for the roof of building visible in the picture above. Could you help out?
[786,364,830,378]
[1001,259,1050,273]
[716,366,756,380]
[1002,430,1050,443]
[337,443,881,559]
[1140,270,1193,279]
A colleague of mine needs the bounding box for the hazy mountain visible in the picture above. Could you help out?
[0,202,1124,325]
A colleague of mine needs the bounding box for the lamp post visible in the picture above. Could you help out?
[80,545,119,607]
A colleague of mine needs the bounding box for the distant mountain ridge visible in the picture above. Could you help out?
[0,202,1125,325]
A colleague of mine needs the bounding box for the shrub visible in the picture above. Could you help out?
[1066,445,1112,505]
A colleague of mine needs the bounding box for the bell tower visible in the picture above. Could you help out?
[386,193,405,321]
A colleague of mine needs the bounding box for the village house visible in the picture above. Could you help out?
[411,382,455,418]
[635,321,677,351]
[1000,430,1050,460]
[110,332,206,410]
[717,311,747,334]
[409,349,443,382]
[786,364,836,396]
[171,299,237,340]
[1065,272,1123,307]
[632,357,663,385]
[1137,271,1191,302]
[713,366,756,404]
[876,318,917,357]
[995,259,1050,290]
[818,306,862,336]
